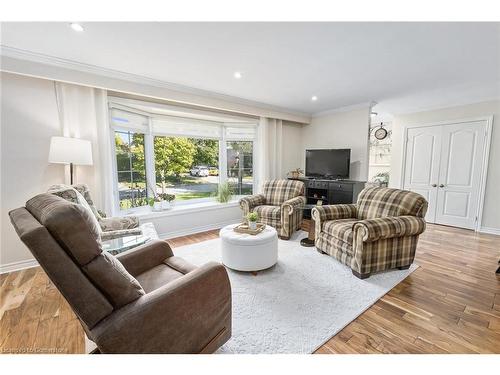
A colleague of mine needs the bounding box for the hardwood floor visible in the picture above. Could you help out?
[1,225,499,354]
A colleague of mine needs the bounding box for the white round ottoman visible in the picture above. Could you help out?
[220,224,278,272]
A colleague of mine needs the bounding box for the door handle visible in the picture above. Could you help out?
[439,184,445,188]
[431,184,437,187]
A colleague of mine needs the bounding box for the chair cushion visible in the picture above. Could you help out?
[323,218,358,244]
[263,179,304,206]
[83,252,145,307]
[48,185,102,232]
[253,205,281,220]
[136,256,197,293]
[26,193,102,265]
[357,187,428,219]
[49,184,102,220]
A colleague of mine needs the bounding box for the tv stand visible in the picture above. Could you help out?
[289,177,366,218]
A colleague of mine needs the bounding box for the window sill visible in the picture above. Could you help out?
[119,199,242,220]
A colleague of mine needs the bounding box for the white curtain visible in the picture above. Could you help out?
[256,117,283,193]
[55,82,113,215]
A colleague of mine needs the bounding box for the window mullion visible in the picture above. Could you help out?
[220,126,228,186]
[144,118,156,198]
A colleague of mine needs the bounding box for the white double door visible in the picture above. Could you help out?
[403,120,488,229]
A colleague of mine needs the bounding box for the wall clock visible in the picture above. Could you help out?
[374,125,388,140]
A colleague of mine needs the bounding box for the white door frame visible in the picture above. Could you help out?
[400,116,493,231]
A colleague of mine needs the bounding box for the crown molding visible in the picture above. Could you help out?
[312,101,373,118]
[387,95,500,117]
[0,45,311,124]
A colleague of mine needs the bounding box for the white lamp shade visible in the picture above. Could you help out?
[48,136,93,165]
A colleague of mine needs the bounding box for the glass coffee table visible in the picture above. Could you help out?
[102,234,150,255]
[102,222,158,255]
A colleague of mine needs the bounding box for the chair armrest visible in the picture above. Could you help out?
[281,196,307,215]
[239,194,266,212]
[312,204,357,236]
[312,204,357,221]
[91,262,231,353]
[99,216,139,231]
[353,215,426,242]
[115,240,174,277]
[100,228,142,241]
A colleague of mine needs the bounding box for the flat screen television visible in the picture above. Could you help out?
[305,149,351,179]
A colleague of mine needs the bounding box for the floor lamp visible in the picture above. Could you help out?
[48,136,93,184]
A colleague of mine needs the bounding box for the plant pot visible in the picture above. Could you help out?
[161,201,171,210]
[153,201,162,211]
[249,221,257,230]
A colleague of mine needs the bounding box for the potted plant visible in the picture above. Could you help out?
[215,182,233,203]
[148,196,163,211]
[159,193,176,210]
[247,212,258,230]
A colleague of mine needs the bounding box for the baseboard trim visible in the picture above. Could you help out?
[479,226,500,236]
[0,258,39,274]
[158,219,239,240]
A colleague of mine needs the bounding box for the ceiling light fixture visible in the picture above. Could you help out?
[70,23,84,32]
[233,71,242,79]
[311,96,318,101]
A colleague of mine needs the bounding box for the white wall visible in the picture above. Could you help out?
[2,54,311,125]
[1,72,65,268]
[390,100,500,230]
[281,121,304,177]
[300,107,371,180]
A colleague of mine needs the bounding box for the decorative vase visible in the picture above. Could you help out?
[153,201,162,211]
[249,221,257,230]
[161,201,171,210]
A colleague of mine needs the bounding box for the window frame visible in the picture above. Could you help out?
[109,106,257,215]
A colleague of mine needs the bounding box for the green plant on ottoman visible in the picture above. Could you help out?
[247,212,258,230]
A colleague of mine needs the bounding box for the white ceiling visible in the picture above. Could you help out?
[1,22,499,115]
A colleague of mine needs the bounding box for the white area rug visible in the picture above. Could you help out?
[174,231,417,354]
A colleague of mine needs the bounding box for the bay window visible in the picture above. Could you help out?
[154,136,220,201]
[114,130,148,210]
[109,102,257,213]
[226,141,253,196]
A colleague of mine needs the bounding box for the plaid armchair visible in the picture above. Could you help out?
[239,179,306,239]
[48,184,140,240]
[312,187,427,279]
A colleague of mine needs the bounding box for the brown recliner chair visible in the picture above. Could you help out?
[9,193,231,353]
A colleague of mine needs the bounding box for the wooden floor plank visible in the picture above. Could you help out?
[0,224,499,354]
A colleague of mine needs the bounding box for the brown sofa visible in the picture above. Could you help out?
[9,193,232,353]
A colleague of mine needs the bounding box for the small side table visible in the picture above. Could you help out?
[297,204,317,247]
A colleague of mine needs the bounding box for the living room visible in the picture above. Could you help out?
[1,1,499,372]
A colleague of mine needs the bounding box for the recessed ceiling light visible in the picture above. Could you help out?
[311,96,318,101]
[233,71,242,79]
[70,23,84,32]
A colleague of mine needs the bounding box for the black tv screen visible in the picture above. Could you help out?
[305,149,351,179]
